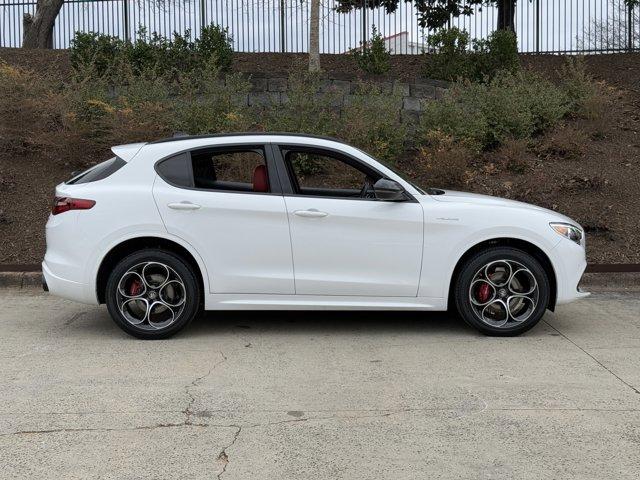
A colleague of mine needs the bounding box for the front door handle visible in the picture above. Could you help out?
[294,209,328,218]
[168,201,201,211]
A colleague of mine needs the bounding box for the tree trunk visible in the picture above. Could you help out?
[309,0,321,72]
[22,0,64,49]
[496,0,517,32]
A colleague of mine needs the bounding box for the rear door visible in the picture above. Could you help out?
[153,144,294,294]
[274,145,424,297]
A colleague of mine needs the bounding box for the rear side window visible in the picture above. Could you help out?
[157,147,269,193]
[67,157,126,184]
[192,149,267,192]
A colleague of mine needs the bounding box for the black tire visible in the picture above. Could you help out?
[105,249,200,339]
[454,247,550,337]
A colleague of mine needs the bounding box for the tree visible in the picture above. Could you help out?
[22,0,64,48]
[577,0,639,51]
[336,1,519,32]
[309,0,321,71]
[581,0,639,51]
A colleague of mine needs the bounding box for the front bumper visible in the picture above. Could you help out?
[551,239,590,305]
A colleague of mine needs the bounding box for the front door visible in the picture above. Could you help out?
[153,145,294,294]
[277,146,424,297]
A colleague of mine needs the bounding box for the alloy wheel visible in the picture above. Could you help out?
[116,261,187,330]
[468,259,539,329]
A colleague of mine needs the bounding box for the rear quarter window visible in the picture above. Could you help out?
[156,152,193,187]
[67,157,126,184]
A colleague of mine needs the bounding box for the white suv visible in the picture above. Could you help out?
[43,134,589,339]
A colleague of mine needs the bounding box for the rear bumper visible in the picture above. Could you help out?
[42,260,98,305]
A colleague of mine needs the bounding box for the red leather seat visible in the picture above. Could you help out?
[252,165,269,193]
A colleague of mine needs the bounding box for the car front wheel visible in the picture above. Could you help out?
[105,249,200,339]
[454,247,550,336]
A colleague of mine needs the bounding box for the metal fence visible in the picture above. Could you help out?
[1,0,639,53]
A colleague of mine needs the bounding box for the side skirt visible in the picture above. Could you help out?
[204,294,446,311]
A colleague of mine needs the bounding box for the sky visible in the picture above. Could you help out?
[1,0,636,53]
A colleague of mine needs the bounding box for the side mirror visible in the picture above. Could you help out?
[373,178,407,202]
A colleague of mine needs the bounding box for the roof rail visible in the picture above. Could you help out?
[149,132,347,145]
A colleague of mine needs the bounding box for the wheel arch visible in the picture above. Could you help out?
[96,236,206,304]
[447,237,557,312]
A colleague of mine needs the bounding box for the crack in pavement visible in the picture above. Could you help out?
[544,320,640,395]
[63,311,88,327]
[184,351,227,425]
[216,425,242,480]
[4,405,640,438]
[2,351,230,438]
[0,422,211,437]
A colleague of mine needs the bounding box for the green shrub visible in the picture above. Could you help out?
[64,56,250,144]
[471,29,520,79]
[558,57,598,115]
[262,71,341,136]
[509,72,568,132]
[421,70,570,151]
[424,28,519,82]
[172,61,252,135]
[262,74,405,165]
[412,131,472,188]
[70,32,122,77]
[261,71,342,174]
[341,83,406,164]
[424,27,472,81]
[353,26,391,75]
[419,92,489,152]
[196,24,234,72]
[120,28,198,78]
[70,23,233,81]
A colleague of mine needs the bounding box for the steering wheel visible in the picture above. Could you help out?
[359,177,376,199]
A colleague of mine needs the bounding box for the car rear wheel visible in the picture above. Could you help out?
[105,249,200,339]
[454,247,550,336]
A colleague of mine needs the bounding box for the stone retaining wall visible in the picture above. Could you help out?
[232,74,449,122]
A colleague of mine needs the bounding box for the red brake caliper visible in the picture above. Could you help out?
[476,283,491,303]
[129,279,143,296]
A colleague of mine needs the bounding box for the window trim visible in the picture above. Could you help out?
[271,143,416,203]
[154,143,283,196]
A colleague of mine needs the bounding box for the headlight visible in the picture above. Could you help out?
[550,222,583,245]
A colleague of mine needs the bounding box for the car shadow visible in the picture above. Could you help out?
[180,309,477,338]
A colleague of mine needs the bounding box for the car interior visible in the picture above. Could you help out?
[283,148,381,199]
[191,148,269,193]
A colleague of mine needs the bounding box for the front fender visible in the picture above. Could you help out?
[418,223,561,300]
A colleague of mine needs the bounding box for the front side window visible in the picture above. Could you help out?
[284,148,381,199]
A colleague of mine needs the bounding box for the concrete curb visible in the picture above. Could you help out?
[0,272,41,289]
[1,271,637,293]
[579,272,640,292]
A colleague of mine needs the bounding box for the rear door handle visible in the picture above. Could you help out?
[293,209,328,218]
[168,201,201,211]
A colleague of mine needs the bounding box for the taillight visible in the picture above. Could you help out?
[52,196,96,215]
